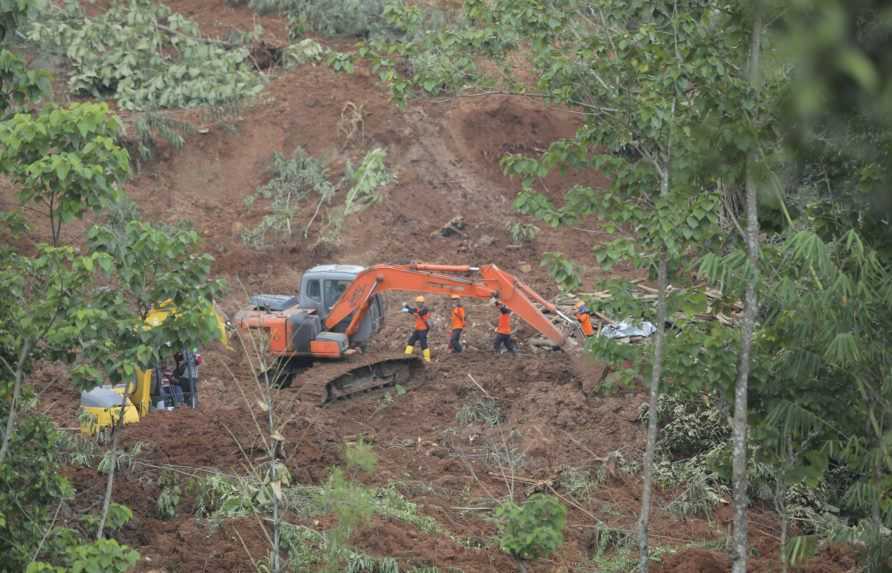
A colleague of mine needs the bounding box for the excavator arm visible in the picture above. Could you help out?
[324,264,573,346]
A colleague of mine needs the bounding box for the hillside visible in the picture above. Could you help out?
[2,0,872,572]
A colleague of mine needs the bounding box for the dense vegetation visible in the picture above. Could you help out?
[2,0,890,571]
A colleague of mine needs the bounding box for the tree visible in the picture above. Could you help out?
[76,212,224,538]
[501,2,733,569]
[0,103,130,245]
[0,246,104,464]
[0,0,50,117]
[727,7,765,571]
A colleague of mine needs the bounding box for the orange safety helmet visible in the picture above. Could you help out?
[415,295,425,303]
[575,300,585,309]
[450,294,460,300]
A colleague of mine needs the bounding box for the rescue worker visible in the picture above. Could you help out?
[493,300,516,354]
[448,295,465,353]
[403,295,432,362]
[575,300,595,337]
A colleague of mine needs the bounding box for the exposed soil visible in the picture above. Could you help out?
[21,0,857,571]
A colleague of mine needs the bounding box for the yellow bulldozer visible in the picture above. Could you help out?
[79,302,228,435]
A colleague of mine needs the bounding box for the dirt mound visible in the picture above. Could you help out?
[445,95,609,194]
[655,548,731,573]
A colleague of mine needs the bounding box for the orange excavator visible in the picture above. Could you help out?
[234,263,575,404]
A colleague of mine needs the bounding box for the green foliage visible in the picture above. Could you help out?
[456,398,503,427]
[0,246,106,392]
[557,466,601,502]
[371,483,439,534]
[0,103,130,244]
[318,467,376,571]
[0,0,50,115]
[191,472,270,518]
[591,521,634,557]
[590,547,637,573]
[27,0,263,110]
[81,503,133,537]
[323,147,394,243]
[0,407,74,570]
[505,221,539,244]
[343,148,393,215]
[343,439,378,475]
[75,215,225,385]
[496,494,566,561]
[156,470,181,520]
[376,2,483,93]
[540,252,581,293]
[643,393,729,460]
[664,466,727,519]
[285,0,388,38]
[28,539,140,573]
[126,111,193,168]
[97,442,144,474]
[241,147,335,248]
[283,38,329,67]
[0,48,51,116]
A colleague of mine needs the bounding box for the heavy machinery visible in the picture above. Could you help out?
[235,263,576,404]
[79,302,228,435]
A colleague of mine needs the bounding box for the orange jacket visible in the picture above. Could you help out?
[412,306,431,331]
[576,309,594,336]
[496,305,512,334]
[450,306,465,330]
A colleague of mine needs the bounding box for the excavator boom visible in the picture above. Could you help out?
[325,263,569,345]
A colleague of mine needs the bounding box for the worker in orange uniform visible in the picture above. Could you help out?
[448,294,465,353]
[575,301,595,337]
[493,300,516,354]
[403,295,432,362]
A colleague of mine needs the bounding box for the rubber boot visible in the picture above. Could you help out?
[404,345,415,355]
[422,348,432,363]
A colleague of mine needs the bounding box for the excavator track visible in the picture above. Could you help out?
[294,353,423,406]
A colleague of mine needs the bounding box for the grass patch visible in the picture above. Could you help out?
[456,398,503,427]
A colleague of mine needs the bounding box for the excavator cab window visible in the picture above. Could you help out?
[323,280,350,312]
[306,279,321,302]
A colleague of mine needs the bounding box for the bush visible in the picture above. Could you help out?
[28,539,140,573]
[27,0,263,110]
[343,439,378,475]
[506,221,540,243]
[156,470,181,520]
[640,393,728,459]
[285,0,388,38]
[241,147,335,248]
[322,147,394,243]
[496,494,566,561]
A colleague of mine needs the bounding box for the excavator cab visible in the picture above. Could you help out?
[298,265,385,345]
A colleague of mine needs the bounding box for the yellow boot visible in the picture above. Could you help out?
[404,345,415,355]
[423,348,432,363]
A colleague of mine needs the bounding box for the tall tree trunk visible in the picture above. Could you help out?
[732,13,763,572]
[96,375,134,539]
[638,248,669,572]
[0,339,33,465]
[637,152,672,573]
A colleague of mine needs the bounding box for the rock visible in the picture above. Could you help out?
[519,262,532,273]
[477,234,495,247]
